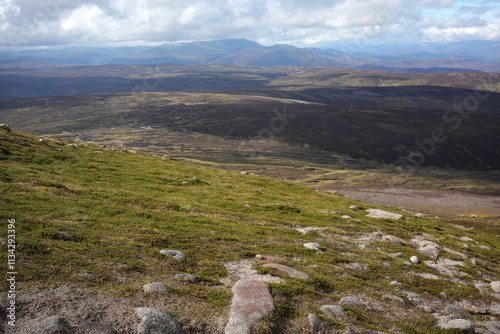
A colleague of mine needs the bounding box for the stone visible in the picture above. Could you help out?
[382,235,403,245]
[143,282,169,293]
[160,250,186,262]
[349,205,360,210]
[320,305,347,321]
[444,304,471,318]
[0,124,12,132]
[460,237,474,242]
[174,273,197,284]
[307,313,321,334]
[345,262,369,271]
[243,204,251,208]
[317,210,329,214]
[406,292,423,305]
[382,295,406,306]
[365,209,405,220]
[390,281,401,285]
[486,321,500,334]
[410,256,420,264]
[34,316,71,334]
[439,319,475,333]
[79,321,117,334]
[225,279,274,334]
[418,245,440,260]
[481,245,491,250]
[39,137,63,145]
[492,281,500,293]
[262,263,310,280]
[303,242,321,251]
[339,296,366,308]
[468,305,488,314]
[415,213,426,218]
[443,247,468,258]
[440,292,450,299]
[135,307,184,334]
[343,328,358,334]
[66,144,80,149]
[341,215,352,219]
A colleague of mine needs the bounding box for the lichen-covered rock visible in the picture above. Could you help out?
[135,307,184,334]
[143,282,169,293]
[159,250,186,262]
[225,279,274,334]
[320,305,347,321]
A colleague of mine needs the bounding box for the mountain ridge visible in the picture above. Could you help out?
[1,38,499,72]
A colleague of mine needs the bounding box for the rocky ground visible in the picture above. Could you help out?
[5,207,500,334]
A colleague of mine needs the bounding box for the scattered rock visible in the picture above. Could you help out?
[418,245,440,260]
[390,281,401,286]
[339,296,366,308]
[320,305,347,321]
[34,316,71,334]
[460,236,474,242]
[66,143,80,149]
[410,256,420,264]
[365,209,405,220]
[79,320,118,334]
[307,313,321,334]
[39,137,63,145]
[317,210,329,214]
[345,262,369,271]
[406,292,423,305]
[243,203,251,208]
[440,292,450,299]
[135,307,185,334]
[443,247,468,258]
[143,282,169,293]
[303,242,321,251]
[471,214,478,218]
[492,281,500,293]
[341,215,353,219]
[382,262,391,268]
[262,263,310,280]
[349,205,360,210]
[381,235,403,245]
[414,213,426,218]
[343,327,358,334]
[444,304,471,318]
[296,227,327,235]
[485,321,500,334]
[480,245,491,250]
[438,318,475,333]
[382,295,406,306]
[468,305,488,314]
[225,279,274,334]
[0,124,12,132]
[221,260,284,285]
[174,273,197,284]
[160,250,186,262]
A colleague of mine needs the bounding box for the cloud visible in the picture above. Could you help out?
[0,0,498,49]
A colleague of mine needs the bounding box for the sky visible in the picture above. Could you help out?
[0,0,499,50]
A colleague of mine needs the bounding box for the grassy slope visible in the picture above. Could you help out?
[1,127,499,333]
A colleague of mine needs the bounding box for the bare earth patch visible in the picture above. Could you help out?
[333,188,500,218]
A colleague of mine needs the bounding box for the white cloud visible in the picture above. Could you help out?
[0,0,498,49]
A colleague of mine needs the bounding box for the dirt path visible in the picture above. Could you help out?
[332,188,500,218]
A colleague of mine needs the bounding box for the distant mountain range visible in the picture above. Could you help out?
[1,39,499,72]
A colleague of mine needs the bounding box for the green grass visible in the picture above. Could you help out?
[1,128,499,332]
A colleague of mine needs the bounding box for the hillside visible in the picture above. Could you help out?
[1,90,500,174]
[1,126,500,333]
